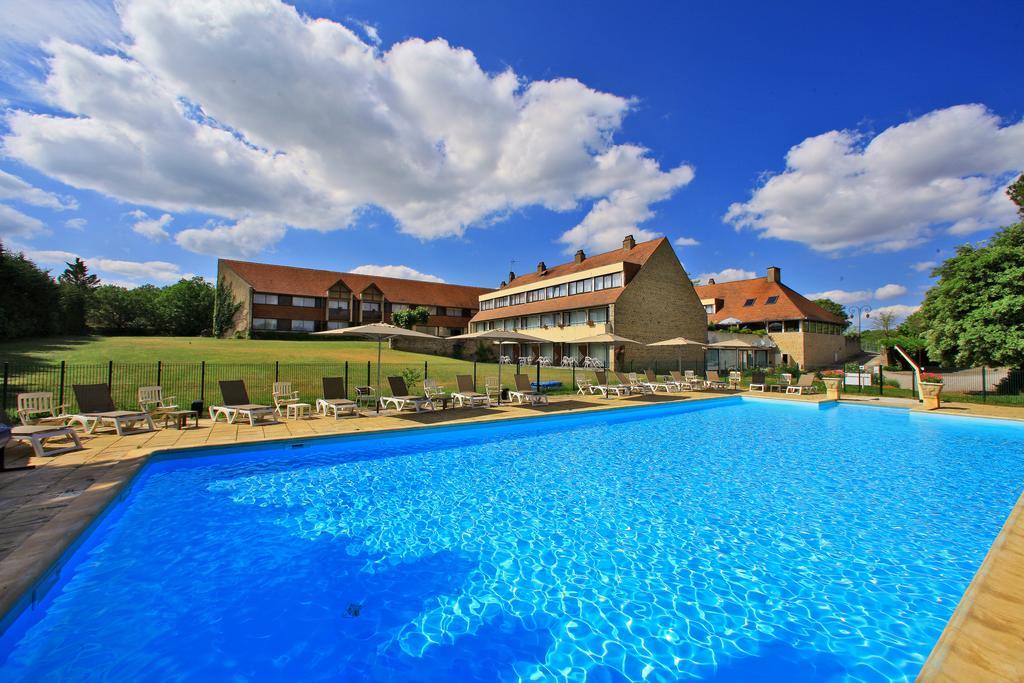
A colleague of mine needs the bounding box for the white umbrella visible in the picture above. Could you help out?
[313,323,439,411]
[447,329,548,404]
[647,336,707,372]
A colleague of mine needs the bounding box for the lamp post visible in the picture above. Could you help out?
[848,305,872,336]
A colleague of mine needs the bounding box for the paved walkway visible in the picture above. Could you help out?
[0,391,1021,681]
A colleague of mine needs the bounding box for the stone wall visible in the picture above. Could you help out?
[216,261,253,337]
[767,330,860,369]
[612,241,708,370]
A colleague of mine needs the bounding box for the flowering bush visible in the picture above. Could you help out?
[820,369,845,378]
[920,372,944,384]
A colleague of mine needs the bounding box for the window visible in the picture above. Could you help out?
[328,299,349,310]
[251,318,277,330]
[765,296,779,305]
[326,321,347,330]
[568,310,587,325]
[391,303,410,313]
[743,298,756,307]
[704,304,715,314]
[540,314,556,327]
[526,315,541,328]
[253,293,278,305]
[526,288,545,303]
[447,307,463,317]
[588,307,608,323]
[361,301,381,312]
[292,319,315,332]
[294,296,318,308]
[767,322,784,333]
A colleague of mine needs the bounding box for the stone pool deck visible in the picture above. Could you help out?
[0,390,1021,680]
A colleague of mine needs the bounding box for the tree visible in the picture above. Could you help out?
[159,277,215,336]
[812,298,851,327]
[212,277,243,337]
[57,257,99,335]
[1008,173,1024,220]
[871,310,897,335]
[392,306,430,329]
[89,285,160,334]
[0,241,60,339]
[919,220,1024,368]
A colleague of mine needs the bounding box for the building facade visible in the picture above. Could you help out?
[469,236,708,370]
[217,260,491,337]
[695,267,858,369]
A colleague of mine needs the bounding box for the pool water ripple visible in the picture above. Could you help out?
[1,400,1022,681]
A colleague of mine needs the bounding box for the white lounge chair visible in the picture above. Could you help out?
[616,371,653,395]
[643,369,679,392]
[72,384,156,436]
[786,374,821,395]
[16,392,90,430]
[380,376,434,413]
[748,372,767,392]
[9,425,83,458]
[592,371,630,398]
[509,374,549,405]
[453,375,490,408]
[317,377,358,418]
[210,380,278,426]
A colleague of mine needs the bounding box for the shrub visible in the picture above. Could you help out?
[920,372,944,384]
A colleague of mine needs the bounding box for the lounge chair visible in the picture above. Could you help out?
[643,368,679,392]
[615,371,653,395]
[786,374,821,395]
[576,378,594,395]
[684,370,707,390]
[210,380,278,426]
[509,374,549,405]
[317,377,358,418]
[72,384,156,436]
[591,371,631,398]
[705,370,729,390]
[272,382,302,416]
[16,391,91,430]
[748,372,767,392]
[9,425,83,458]
[453,375,490,408]
[381,376,435,413]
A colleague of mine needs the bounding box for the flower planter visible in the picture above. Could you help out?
[920,381,943,410]
[822,376,842,400]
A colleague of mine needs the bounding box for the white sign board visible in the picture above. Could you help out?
[844,372,872,387]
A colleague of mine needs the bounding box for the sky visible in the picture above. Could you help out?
[0,0,1021,323]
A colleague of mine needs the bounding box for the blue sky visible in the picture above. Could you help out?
[0,0,1021,322]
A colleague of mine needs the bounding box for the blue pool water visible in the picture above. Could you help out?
[1,398,1022,681]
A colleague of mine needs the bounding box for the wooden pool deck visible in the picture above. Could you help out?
[0,391,1020,680]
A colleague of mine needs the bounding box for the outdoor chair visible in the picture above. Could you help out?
[509,374,549,406]
[354,386,376,408]
[380,377,434,413]
[705,370,729,390]
[317,377,358,418]
[138,386,177,416]
[423,378,447,399]
[9,424,83,458]
[643,368,679,392]
[485,377,502,402]
[210,380,278,426]
[616,371,653,395]
[72,384,156,436]
[591,371,630,398]
[684,370,707,389]
[669,370,695,390]
[748,372,767,392]
[16,392,88,429]
[272,381,302,416]
[453,375,490,408]
[785,374,821,395]
[576,378,594,395]
[728,371,742,389]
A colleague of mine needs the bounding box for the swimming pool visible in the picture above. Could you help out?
[1,398,1022,681]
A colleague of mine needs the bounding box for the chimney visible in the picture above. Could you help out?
[509,271,516,283]
[574,249,585,264]
[708,278,716,285]
[622,234,636,251]
[767,266,781,283]
[499,280,507,288]
[537,261,546,274]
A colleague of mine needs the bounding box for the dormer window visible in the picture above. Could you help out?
[765,296,778,305]
[743,298,756,307]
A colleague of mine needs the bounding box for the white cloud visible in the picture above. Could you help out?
[726,104,1024,252]
[871,304,920,323]
[3,0,692,256]
[174,216,286,257]
[674,236,700,247]
[25,248,188,284]
[696,268,756,284]
[131,212,172,240]
[874,283,907,300]
[0,204,48,238]
[65,217,87,230]
[911,260,937,273]
[805,289,872,305]
[0,170,77,210]
[349,264,446,283]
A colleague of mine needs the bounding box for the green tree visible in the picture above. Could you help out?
[212,277,243,337]
[812,298,851,327]
[919,221,1024,368]
[57,257,99,335]
[392,305,431,329]
[1008,173,1024,220]
[871,310,897,335]
[159,276,215,336]
[57,257,99,289]
[0,242,60,339]
[89,285,161,334]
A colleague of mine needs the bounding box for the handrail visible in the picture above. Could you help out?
[892,345,924,400]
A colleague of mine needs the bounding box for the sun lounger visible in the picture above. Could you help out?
[509,374,549,405]
[589,371,630,398]
[9,425,83,458]
[643,369,679,392]
[380,377,435,412]
[748,372,767,392]
[453,375,490,408]
[210,380,278,426]
[615,371,653,395]
[785,373,821,395]
[668,371,697,390]
[72,384,156,436]
[317,377,358,418]
[705,370,729,390]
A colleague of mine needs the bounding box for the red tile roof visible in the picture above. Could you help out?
[220,260,491,310]
[470,289,621,323]
[695,277,845,325]
[502,237,665,288]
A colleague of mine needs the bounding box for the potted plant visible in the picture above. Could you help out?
[919,372,943,410]
[820,369,844,399]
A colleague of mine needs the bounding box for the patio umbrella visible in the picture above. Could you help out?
[647,336,708,372]
[313,323,439,412]
[573,332,641,371]
[447,329,548,404]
